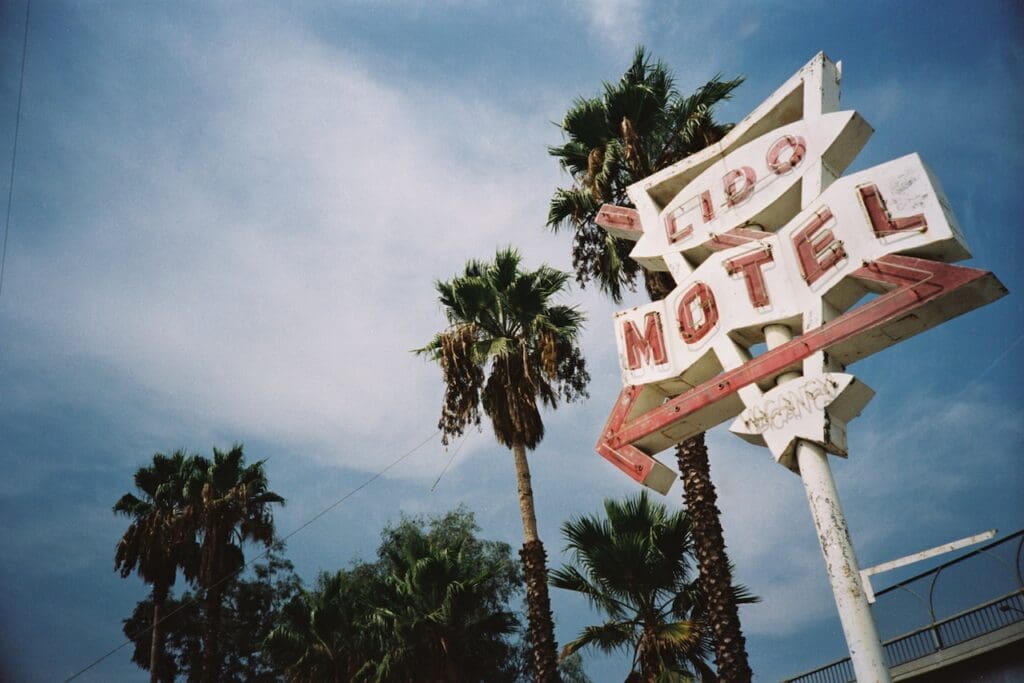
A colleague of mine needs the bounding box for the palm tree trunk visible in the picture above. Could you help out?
[511,442,560,683]
[642,268,752,680]
[201,581,222,683]
[512,442,540,543]
[638,625,659,683]
[442,644,461,683]
[149,582,168,683]
[676,434,752,682]
[201,532,225,683]
[643,269,675,302]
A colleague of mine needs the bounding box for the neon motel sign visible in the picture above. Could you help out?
[593,52,1008,680]
[593,54,1007,492]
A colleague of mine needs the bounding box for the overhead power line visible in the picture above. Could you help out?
[431,430,471,492]
[1,0,30,300]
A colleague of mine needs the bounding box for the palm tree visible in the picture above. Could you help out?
[181,445,284,683]
[548,46,744,302]
[264,568,377,683]
[114,450,195,683]
[551,492,757,682]
[366,528,521,682]
[417,247,590,682]
[547,47,754,680]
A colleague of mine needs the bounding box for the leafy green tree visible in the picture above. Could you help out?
[376,506,523,610]
[418,248,590,682]
[218,544,302,680]
[547,47,753,680]
[551,493,757,682]
[266,507,528,683]
[264,566,378,682]
[181,445,284,683]
[124,590,199,682]
[364,509,521,682]
[123,542,301,682]
[114,450,196,683]
[554,651,591,683]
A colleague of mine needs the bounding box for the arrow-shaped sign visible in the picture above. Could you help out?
[596,254,1005,492]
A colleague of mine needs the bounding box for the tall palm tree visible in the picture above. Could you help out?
[181,445,284,683]
[418,247,590,682]
[114,450,195,683]
[548,46,744,302]
[547,47,754,680]
[551,492,757,682]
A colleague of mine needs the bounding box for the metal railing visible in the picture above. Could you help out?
[783,529,1024,683]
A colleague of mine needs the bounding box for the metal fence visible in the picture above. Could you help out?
[783,529,1024,683]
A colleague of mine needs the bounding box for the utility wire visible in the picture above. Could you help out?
[1,0,30,300]
[276,430,439,546]
[63,429,440,682]
[944,331,1024,409]
[430,430,470,492]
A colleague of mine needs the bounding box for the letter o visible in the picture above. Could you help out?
[677,281,719,345]
[767,135,806,174]
[724,166,757,206]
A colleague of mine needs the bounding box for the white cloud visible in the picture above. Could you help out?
[572,0,648,53]
[7,7,578,478]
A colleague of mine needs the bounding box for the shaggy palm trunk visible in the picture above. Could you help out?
[676,434,752,682]
[149,582,168,683]
[638,624,659,683]
[643,269,675,302]
[511,442,560,683]
[643,267,752,680]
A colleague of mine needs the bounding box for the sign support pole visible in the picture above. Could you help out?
[764,324,891,682]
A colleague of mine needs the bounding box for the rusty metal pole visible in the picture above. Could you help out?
[764,324,891,682]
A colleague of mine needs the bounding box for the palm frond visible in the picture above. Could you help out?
[547,186,599,233]
[550,492,752,680]
[549,565,629,617]
[549,139,596,179]
[561,95,609,148]
[560,621,636,659]
[655,620,701,652]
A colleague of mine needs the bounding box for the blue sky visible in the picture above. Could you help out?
[1,1,1021,681]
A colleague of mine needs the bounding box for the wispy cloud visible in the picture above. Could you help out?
[6,6,582,478]
[572,0,648,53]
